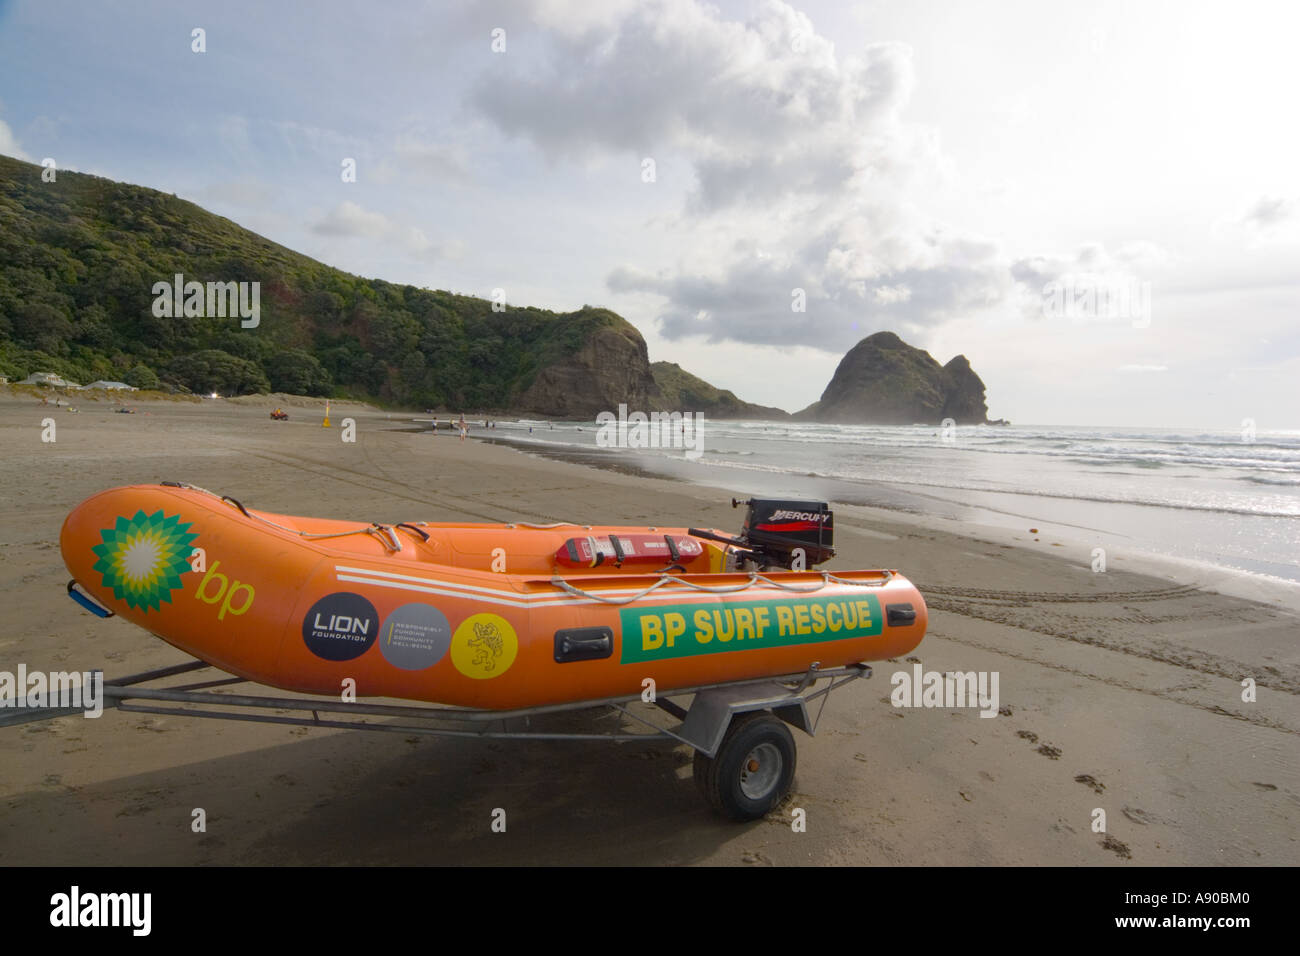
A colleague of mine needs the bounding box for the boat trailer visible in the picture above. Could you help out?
[1,658,872,821]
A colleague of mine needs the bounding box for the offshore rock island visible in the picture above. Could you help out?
[795,331,991,425]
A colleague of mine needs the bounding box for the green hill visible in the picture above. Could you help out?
[650,362,789,419]
[0,154,643,411]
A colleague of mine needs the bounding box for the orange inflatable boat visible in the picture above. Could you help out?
[59,484,928,711]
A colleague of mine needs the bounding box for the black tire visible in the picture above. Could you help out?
[692,711,796,821]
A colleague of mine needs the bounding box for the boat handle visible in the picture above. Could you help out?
[67,580,114,618]
[221,495,251,517]
[396,522,430,542]
[369,524,402,552]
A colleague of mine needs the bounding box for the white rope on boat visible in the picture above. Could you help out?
[507,521,592,530]
[170,482,403,551]
[547,568,894,605]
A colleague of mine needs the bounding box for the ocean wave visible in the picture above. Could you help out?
[684,454,1300,518]
[1241,475,1300,486]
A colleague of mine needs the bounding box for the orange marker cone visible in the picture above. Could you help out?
[322,401,331,427]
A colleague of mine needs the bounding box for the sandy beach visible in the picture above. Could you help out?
[1,390,1297,866]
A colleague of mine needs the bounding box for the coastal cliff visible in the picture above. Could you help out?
[515,317,657,417]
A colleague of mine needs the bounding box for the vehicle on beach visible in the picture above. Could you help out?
[29,488,928,821]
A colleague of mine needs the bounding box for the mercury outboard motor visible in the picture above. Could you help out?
[689,498,834,571]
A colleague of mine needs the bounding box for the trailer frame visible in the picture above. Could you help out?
[1,658,872,820]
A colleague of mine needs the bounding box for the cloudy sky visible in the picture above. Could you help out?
[2,0,1297,426]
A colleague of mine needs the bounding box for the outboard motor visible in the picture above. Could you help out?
[689,498,835,571]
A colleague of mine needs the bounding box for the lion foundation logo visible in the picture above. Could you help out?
[450,613,518,679]
[91,510,198,611]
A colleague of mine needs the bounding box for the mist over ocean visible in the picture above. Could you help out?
[482,420,1300,585]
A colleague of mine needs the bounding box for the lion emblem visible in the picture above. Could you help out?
[469,620,504,671]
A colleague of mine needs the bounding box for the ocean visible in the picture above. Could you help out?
[479,419,1300,587]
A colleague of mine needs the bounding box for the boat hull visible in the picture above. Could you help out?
[60,485,928,709]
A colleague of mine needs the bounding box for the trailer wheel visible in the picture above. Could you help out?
[693,711,796,821]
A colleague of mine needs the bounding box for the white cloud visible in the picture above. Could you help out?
[391,134,472,183]
[1010,241,1173,286]
[471,0,1018,353]
[308,201,457,264]
[0,115,31,161]
[310,200,393,237]
[199,179,279,209]
[873,284,912,305]
[403,226,462,260]
[1244,195,1295,228]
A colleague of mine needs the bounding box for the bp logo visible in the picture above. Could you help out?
[91,510,198,611]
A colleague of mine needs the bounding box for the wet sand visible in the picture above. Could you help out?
[1,390,1297,865]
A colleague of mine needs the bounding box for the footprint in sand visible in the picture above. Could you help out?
[1016,730,1038,743]
[1074,774,1105,794]
[1036,744,1062,759]
[741,850,773,865]
[1122,807,1155,825]
[1252,782,1278,791]
[1101,835,1132,859]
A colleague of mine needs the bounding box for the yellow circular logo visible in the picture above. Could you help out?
[450,613,518,679]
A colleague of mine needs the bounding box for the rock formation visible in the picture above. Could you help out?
[796,331,988,425]
[515,320,658,418]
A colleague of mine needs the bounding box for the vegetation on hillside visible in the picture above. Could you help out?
[650,361,790,419]
[0,155,632,409]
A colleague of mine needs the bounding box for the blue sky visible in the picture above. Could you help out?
[2,0,1297,426]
